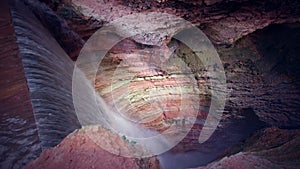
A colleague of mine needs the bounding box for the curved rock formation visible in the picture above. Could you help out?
[222,23,300,128]
[25,125,162,169]
[21,0,85,60]
[9,0,81,149]
[0,1,41,168]
[196,127,300,169]
[1,0,300,169]
[95,40,204,133]
[68,0,300,45]
[45,0,300,129]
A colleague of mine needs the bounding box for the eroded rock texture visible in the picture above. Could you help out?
[221,23,300,128]
[41,0,300,129]
[0,1,41,168]
[9,0,81,149]
[22,0,85,60]
[25,126,162,169]
[1,0,300,169]
[197,127,300,169]
[47,0,300,155]
[66,0,300,44]
[95,40,204,133]
[84,19,300,154]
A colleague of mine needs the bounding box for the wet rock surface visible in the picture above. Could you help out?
[22,0,85,60]
[45,0,300,166]
[0,1,41,168]
[40,0,105,41]
[158,108,267,169]
[41,0,300,130]
[10,0,81,149]
[1,0,300,169]
[92,22,300,150]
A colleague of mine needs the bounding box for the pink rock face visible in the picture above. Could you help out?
[67,0,300,45]
[25,126,161,169]
[94,40,207,135]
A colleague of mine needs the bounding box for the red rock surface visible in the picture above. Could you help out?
[25,125,161,169]
[39,1,300,129]
[94,41,207,134]
[37,0,300,154]
[2,0,300,169]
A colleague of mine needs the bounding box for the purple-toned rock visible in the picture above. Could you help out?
[196,127,300,169]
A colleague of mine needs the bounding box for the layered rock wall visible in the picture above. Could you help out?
[0,1,41,168]
[9,0,81,148]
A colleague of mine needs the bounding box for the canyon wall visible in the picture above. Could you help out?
[9,0,81,148]
[0,1,41,168]
[1,0,82,168]
[197,127,300,169]
[65,0,300,45]
[1,0,300,168]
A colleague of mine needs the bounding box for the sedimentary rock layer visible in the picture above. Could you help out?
[9,0,80,148]
[95,44,204,133]
[68,0,300,45]
[0,1,41,168]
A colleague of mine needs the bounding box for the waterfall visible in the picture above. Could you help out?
[10,0,171,159]
[73,64,172,158]
[10,0,80,149]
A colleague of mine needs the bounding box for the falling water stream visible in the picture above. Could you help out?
[2,0,271,169]
[10,0,81,149]
[1,1,80,168]
[73,66,172,158]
